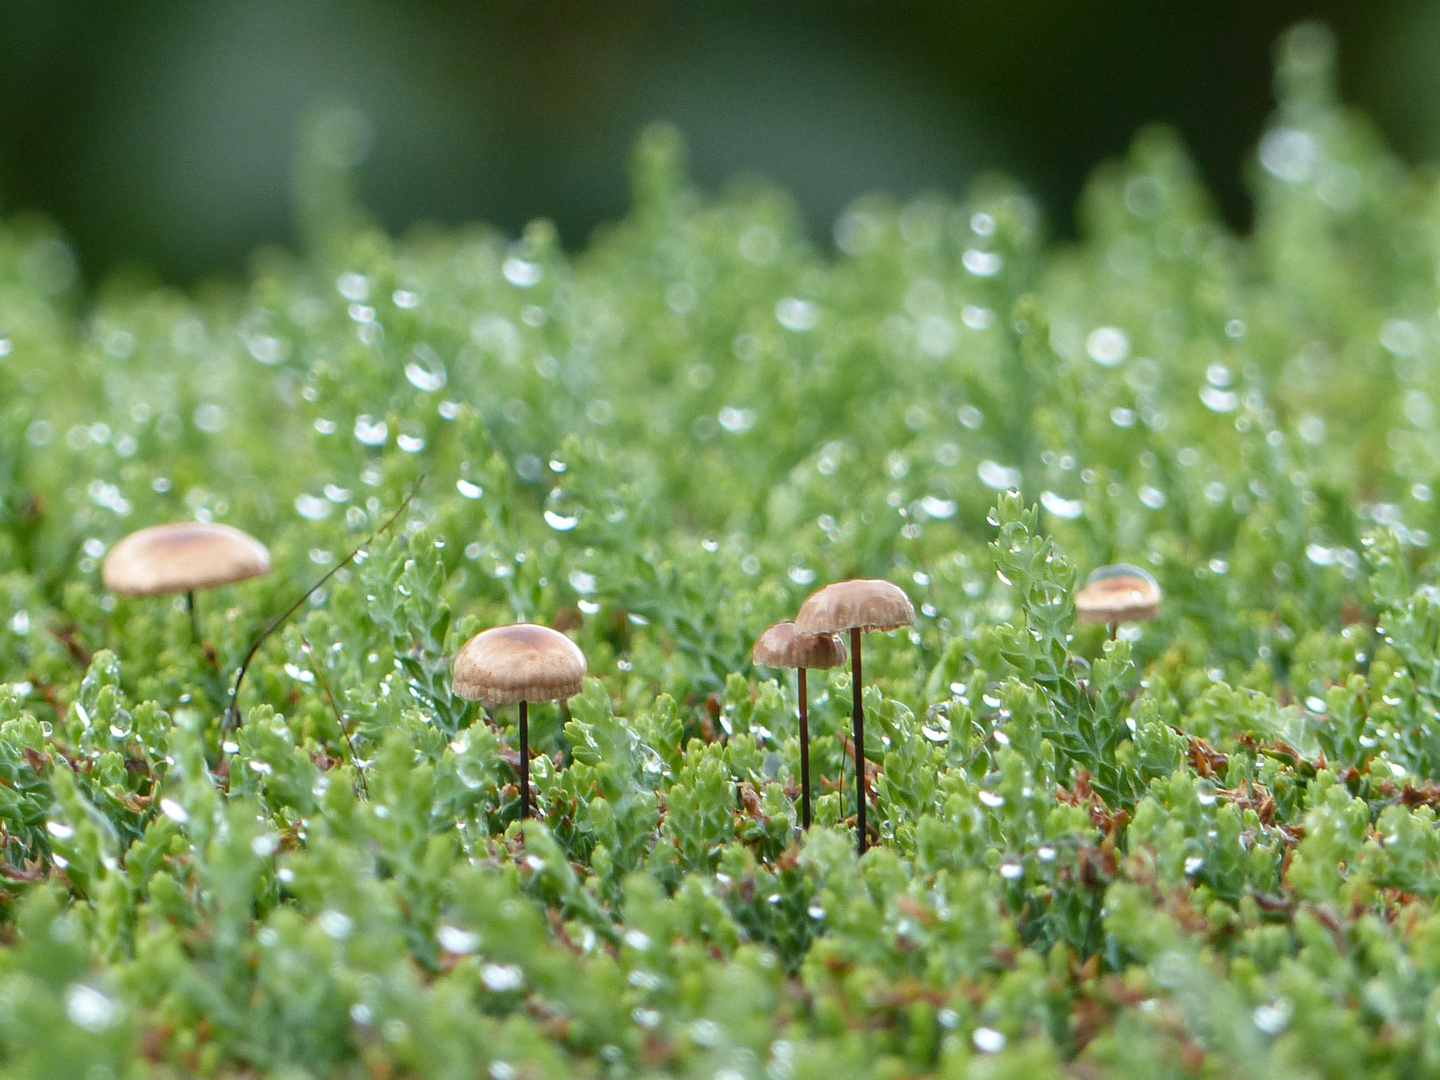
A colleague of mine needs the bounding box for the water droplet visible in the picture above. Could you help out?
[972,1027,1006,1053]
[354,415,388,446]
[319,909,353,939]
[1184,855,1204,875]
[999,861,1022,880]
[543,489,581,531]
[718,406,756,433]
[962,249,1002,277]
[295,493,331,521]
[978,790,1005,808]
[481,963,524,991]
[437,925,480,954]
[502,258,542,287]
[1260,127,1317,184]
[65,984,119,1033]
[1086,327,1129,366]
[337,272,370,301]
[787,566,816,585]
[775,298,819,331]
[921,495,957,520]
[978,460,1021,490]
[194,404,226,434]
[405,350,447,392]
[47,820,74,839]
[1195,779,1217,806]
[1200,386,1239,413]
[1253,1000,1291,1035]
[1040,490,1082,519]
[456,757,486,790]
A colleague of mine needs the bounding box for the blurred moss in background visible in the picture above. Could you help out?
[0,0,1435,283]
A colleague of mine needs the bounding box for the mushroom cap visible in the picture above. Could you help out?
[1075,564,1162,624]
[752,621,847,670]
[794,579,915,635]
[451,623,587,704]
[102,522,272,596]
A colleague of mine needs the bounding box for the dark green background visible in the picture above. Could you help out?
[2,1,1437,283]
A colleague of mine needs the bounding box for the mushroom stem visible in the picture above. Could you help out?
[1107,622,1118,642]
[518,699,530,820]
[851,627,866,856]
[186,590,200,643]
[798,667,811,831]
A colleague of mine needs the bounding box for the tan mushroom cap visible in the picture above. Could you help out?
[1075,564,1162,624]
[451,623,587,704]
[753,621,846,670]
[102,522,271,597]
[794,579,915,635]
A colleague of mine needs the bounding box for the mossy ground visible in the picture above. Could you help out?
[2,23,1440,1080]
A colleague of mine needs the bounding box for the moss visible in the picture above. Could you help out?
[2,22,1440,1079]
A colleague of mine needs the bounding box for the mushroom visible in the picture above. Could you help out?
[752,621,846,831]
[451,623,586,820]
[1075,564,1161,637]
[795,579,914,855]
[103,522,271,640]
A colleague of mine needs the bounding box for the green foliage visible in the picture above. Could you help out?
[7,22,1440,1078]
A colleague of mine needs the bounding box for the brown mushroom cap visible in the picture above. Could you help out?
[1075,564,1161,624]
[451,623,587,704]
[794,579,915,635]
[752,621,846,670]
[102,522,272,597]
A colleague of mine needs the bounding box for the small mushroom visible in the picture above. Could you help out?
[103,522,271,640]
[753,621,846,831]
[1076,564,1161,637]
[451,623,586,820]
[795,579,914,855]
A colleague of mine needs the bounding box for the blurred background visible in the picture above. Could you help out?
[1,0,1438,284]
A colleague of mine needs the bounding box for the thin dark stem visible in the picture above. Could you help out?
[798,667,811,831]
[187,590,200,643]
[302,636,368,799]
[1108,622,1118,642]
[851,628,866,856]
[518,700,531,820]
[222,475,425,736]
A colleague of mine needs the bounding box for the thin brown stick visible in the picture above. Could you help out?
[222,475,425,735]
[301,635,368,799]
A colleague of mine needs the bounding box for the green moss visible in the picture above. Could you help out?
[4,22,1440,1078]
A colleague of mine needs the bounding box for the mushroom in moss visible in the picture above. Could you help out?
[795,579,914,855]
[753,621,846,831]
[1076,564,1161,638]
[451,623,586,820]
[103,522,272,640]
